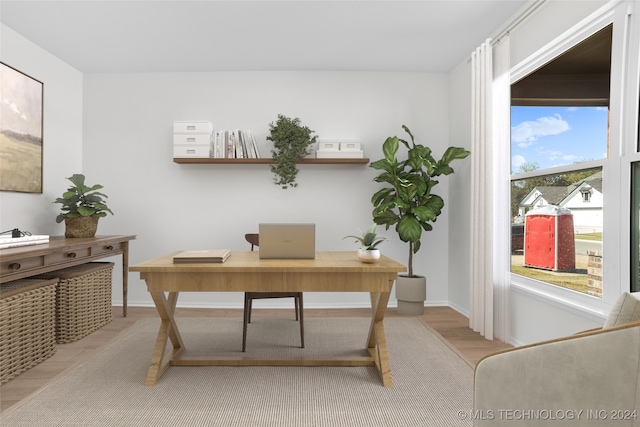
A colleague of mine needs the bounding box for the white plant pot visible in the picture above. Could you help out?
[357,249,380,263]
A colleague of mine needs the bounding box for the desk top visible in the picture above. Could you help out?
[130,251,406,293]
[130,251,406,274]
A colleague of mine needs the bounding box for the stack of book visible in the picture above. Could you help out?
[0,234,50,249]
[173,249,231,263]
[212,130,260,159]
[315,139,364,159]
[173,121,214,158]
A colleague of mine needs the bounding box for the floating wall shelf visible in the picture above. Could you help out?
[173,158,370,164]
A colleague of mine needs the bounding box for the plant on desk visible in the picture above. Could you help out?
[343,224,386,263]
[54,173,113,238]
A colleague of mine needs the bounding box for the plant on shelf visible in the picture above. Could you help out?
[343,224,387,263]
[54,173,113,238]
[370,125,470,277]
[267,114,318,189]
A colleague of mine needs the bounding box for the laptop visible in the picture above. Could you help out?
[258,223,316,259]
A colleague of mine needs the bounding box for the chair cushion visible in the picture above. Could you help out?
[604,292,640,328]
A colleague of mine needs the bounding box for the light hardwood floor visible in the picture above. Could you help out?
[0,305,511,414]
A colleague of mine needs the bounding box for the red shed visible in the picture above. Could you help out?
[524,205,575,271]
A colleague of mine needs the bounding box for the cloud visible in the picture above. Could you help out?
[511,114,570,146]
[562,154,580,162]
[10,102,20,115]
[512,154,526,170]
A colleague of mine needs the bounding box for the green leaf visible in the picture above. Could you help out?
[435,147,471,176]
[67,174,86,188]
[382,136,399,163]
[372,210,399,227]
[401,125,415,145]
[397,215,422,243]
[371,188,394,207]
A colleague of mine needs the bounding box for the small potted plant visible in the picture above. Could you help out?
[267,114,318,189]
[54,173,113,238]
[343,224,386,263]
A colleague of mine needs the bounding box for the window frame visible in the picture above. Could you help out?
[507,3,637,318]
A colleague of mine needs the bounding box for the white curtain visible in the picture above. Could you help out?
[469,36,511,341]
[470,39,494,340]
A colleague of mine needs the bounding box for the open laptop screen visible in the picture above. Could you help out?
[258,223,316,259]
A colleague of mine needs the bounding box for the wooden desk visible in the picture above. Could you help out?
[130,251,406,386]
[1,235,136,316]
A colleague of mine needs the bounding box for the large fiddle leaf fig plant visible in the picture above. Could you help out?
[370,125,470,277]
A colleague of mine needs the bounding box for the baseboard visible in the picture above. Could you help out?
[115,300,467,311]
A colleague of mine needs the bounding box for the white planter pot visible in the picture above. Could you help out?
[396,275,426,315]
[357,249,380,263]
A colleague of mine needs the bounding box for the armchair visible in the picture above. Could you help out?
[473,292,640,426]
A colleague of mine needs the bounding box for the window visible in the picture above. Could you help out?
[510,25,611,298]
[580,186,592,203]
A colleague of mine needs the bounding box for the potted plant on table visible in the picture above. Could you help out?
[267,114,318,189]
[343,224,386,263]
[370,125,470,314]
[54,173,113,238]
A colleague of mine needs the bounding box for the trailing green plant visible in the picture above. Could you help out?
[370,125,470,277]
[54,173,113,223]
[343,224,386,251]
[267,114,318,189]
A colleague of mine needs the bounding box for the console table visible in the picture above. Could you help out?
[0,235,136,316]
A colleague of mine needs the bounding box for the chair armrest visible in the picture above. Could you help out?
[473,321,640,426]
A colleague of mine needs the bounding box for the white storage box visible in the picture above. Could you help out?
[173,134,212,146]
[340,141,361,151]
[173,145,211,158]
[173,121,213,134]
[316,150,364,159]
[318,140,340,151]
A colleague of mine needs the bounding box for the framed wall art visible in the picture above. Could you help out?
[0,62,44,193]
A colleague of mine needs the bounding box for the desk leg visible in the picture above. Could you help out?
[367,289,393,387]
[145,291,185,386]
[122,241,129,317]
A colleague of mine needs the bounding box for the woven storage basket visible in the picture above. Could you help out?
[0,278,58,384]
[35,262,114,343]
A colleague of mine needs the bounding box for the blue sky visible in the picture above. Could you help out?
[511,106,609,174]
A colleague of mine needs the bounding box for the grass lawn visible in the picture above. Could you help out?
[575,232,602,241]
[510,265,589,294]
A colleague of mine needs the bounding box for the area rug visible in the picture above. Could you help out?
[1,317,473,427]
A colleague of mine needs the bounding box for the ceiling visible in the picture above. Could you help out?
[0,0,529,73]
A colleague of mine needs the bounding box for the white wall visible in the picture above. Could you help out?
[510,0,609,68]
[82,71,455,308]
[447,59,473,316]
[0,24,84,234]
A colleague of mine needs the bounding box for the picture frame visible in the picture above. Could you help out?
[0,62,44,193]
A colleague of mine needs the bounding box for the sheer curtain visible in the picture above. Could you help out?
[469,36,511,341]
